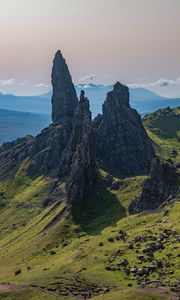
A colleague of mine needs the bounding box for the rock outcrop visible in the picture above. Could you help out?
[94,82,155,177]
[0,136,34,179]
[51,50,78,125]
[26,124,71,176]
[27,51,78,176]
[60,91,97,204]
[128,158,179,214]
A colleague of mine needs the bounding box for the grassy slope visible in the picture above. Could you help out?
[143,107,180,164]
[0,107,179,299]
[0,169,179,299]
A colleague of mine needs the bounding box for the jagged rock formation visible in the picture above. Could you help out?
[128,158,179,214]
[51,50,78,125]
[0,52,158,207]
[26,124,71,176]
[0,51,97,205]
[94,82,155,177]
[0,136,34,179]
[27,51,78,176]
[60,91,97,203]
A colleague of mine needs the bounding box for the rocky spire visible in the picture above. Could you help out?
[59,91,97,204]
[128,158,179,214]
[94,82,155,177]
[27,51,78,176]
[51,50,78,125]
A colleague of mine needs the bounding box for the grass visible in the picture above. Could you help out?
[92,289,169,300]
[0,168,179,299]
[143,107,180,139]
[0,291,57,300]
[143,107,180,163]
[0,108,179,299]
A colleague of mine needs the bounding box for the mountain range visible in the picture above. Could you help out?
[0,108,51,144]
[0,87,179,144]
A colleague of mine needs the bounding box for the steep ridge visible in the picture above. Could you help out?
[94,82,155,177]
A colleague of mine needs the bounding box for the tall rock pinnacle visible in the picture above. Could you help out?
[94,82,155,177]
[27,51,78,176]
[51,50,78,125]
[59,91,97,204]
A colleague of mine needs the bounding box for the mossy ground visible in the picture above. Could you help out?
[0,108,179,299]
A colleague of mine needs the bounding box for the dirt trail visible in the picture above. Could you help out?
[0,283,33,293]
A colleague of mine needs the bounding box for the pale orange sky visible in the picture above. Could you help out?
[0,0,180,95]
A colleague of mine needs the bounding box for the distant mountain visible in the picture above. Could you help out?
[75,85,180,117]
[0,86,179,143]
[0,87,179,118]
[0,93,51,114]
[129,88,180,116]
[0,108,50,144]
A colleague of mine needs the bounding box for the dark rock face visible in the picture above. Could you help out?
[27,51,78,176]
[60,91,97,204]
[0,136,34,179]
[51,50,78,125]
[94,82,155,176]
[128,158,179,214]
[27,124,71,176]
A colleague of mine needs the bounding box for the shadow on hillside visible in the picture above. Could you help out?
[71,180,126,235]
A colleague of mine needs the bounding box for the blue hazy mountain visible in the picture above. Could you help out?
[0,93,51,114]
[0,108,50,144]
[0,86,179,143]
[75,85,180,117]
[41,85,180,117]
[0,87,179,118]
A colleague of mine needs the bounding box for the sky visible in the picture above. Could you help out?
[0,0,180,97]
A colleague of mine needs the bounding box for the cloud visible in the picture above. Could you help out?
[34,83,51,88]
[0,78,16,86]
[78,74,96,84]
[128,77,180,89]
[20,80,29,86]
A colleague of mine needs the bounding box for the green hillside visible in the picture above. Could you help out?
[0,108,179,300]
[143,107,180,164]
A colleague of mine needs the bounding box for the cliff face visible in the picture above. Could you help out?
[51,50,78,125]
[128,158,179,214]
[94,82,155,177]
[26,124,71,176]
[60,91,97,203]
